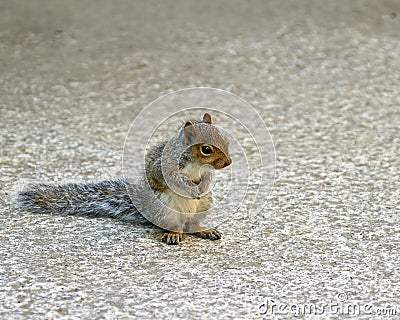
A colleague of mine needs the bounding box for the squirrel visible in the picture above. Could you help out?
[16,113,232,244]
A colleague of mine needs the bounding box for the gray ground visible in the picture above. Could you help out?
[1,1,400,319]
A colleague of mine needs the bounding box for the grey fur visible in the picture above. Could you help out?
[16,177,143,222]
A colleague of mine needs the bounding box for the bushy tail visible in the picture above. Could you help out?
[16,178,141,221]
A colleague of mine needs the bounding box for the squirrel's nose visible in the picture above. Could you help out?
[223,157,232,168]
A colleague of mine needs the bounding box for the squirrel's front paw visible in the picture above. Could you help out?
[162,231,184,245]
[198,167,214,195]
[194,228,221,241]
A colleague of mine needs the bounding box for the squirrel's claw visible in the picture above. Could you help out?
[193,228,222,241]
[162,231,184,245]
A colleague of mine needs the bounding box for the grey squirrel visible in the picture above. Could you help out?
[16,113,232,244]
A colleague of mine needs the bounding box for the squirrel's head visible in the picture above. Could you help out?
[183,113,231,170]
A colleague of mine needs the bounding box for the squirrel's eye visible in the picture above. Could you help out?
[201,145,213,155]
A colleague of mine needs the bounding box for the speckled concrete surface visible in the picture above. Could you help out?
[1,1,400,319]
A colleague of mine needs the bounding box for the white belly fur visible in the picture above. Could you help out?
[164,190,200,214]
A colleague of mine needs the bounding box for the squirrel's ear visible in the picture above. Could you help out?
[202,113,212,124]
[184,121,195,145]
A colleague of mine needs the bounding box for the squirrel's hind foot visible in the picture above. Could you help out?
[162,231,184,245]
[193,227,221,241]
[161,228,221,244]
